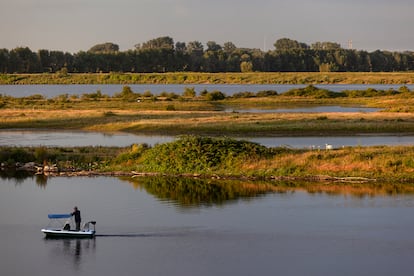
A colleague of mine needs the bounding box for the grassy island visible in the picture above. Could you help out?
[1,136,414,183]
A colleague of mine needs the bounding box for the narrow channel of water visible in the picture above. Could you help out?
[0,130,412,148]
[1,84,412,98]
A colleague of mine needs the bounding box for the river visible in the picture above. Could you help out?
[0,130,413,148]
[1,84,413,98]
[1,176,414,276]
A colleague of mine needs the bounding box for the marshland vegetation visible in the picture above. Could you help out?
[2,136,414,183]
[2,83,414,182]
[1,84,414,135]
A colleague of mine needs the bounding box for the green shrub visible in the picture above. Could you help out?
[0,148,34,163]
[166,104,176,111]
[256,90,278,97]
[205,90,226,101]
[138,136,271,174]
[284,85,344,98]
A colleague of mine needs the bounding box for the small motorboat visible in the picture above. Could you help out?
[41,214,96,238]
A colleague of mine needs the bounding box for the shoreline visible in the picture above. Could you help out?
[3,141,414,184]
[7,167,390,184]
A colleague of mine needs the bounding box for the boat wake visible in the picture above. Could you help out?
[95,232,186,238]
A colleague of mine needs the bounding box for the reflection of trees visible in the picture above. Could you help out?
[123,176,414,206]
[0,170,50,187]
[35,175,48,187]
[0,170,32,185]
[291,181,414,198]
[0,170,47,188]
[124,176,283,207]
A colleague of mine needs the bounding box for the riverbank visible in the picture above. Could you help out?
[2,137,414,183]
[2,72,414,85]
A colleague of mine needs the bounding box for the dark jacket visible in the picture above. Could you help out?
[71,210,81,223]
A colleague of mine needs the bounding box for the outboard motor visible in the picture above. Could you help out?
[83,221,96,232]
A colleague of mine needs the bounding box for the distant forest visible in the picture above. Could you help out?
[1,37,413,73]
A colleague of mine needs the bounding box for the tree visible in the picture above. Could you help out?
[9,47,41,73]
[38,50,70,72]
[88,42,119,53]
[175,42,186,53]
[139,36,174,50]
[223,42,236,54]
[186,41,204,71]
[206,41,222,52]
[0,49,9,73]
[274,38,309,51]
[240,61,253,72]
[311,42,341,50]
[186,41,204,55]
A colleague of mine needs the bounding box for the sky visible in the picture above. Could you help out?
[0,0,413,53]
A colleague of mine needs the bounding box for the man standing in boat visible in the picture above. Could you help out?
[71,206,81,231]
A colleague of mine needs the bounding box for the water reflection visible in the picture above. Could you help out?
[4,173,414,204]
[276,181,414,198]
[1,175,413,276]
[0,171,48,187]
[123,176,414,207]
[44,238,96,271]
[124,176,273,207]
[0,129,171,147]
[0,169,32,180]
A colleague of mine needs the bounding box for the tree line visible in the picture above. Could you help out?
[1,37,413,73]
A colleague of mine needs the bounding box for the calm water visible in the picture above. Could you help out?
[0,130,413,148]
[1,84,412,98]
[1,176,414,276]
[0,130,172,147]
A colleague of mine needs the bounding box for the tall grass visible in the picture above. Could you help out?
[113,136,414,182]
[3,138,414,182]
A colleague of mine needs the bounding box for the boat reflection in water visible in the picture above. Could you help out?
[44,237,96,271]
